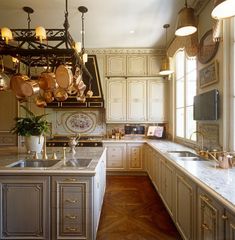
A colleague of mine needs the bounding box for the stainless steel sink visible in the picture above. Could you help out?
[7,159,61,168]
[167,151,207,161]
[63,158,92,168]
[167,151,198,158]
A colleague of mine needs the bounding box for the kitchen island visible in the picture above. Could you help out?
[0,147,106,240]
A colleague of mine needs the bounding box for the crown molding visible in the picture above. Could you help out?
[87,48,165,55]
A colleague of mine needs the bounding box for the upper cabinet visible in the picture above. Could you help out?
[106,54,161,77]
[127,55,147,76]
[106,55,126,76]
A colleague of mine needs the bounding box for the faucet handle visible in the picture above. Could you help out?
[51,152,58,160]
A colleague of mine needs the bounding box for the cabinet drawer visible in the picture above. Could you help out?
[107,160,124,168]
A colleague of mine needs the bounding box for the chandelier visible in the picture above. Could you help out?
[0,0,93,106]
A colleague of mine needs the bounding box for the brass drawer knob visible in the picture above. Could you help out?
[66,227,78,232]
[65,215,78,220]
[65,199,78,203]
[201,223,209,230]
[222,214,228,220]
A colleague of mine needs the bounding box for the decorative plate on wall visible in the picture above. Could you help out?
[65,112,96,133]
[198,29,219,64]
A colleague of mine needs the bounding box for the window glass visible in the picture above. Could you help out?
[176,108,184,138]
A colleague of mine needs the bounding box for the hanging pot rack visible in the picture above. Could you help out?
[0,1,92,80]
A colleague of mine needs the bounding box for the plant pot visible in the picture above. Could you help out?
[25,135,44,153]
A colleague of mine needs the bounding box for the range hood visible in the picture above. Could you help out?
[47,55,104,108]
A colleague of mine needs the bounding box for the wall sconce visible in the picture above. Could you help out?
[35,26,47,43]
[211,0,235,19]
[175,0,197,36]
[159,24,174,76]
[1,27,13,44]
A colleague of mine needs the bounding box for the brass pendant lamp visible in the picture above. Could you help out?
[175,0,197,37]
[159,24,174,76]
[211,0,235,19]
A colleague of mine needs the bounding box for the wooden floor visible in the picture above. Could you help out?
[97,175,182,240]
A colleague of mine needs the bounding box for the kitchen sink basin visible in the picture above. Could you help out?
[7,159,61,168]
[167,151,207,161]
[167,151,198,158]
[63,158,92,168]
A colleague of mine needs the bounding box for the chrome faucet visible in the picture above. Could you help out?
[190,131,204,155]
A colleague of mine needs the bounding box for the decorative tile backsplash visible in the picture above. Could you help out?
[45,109,106,136]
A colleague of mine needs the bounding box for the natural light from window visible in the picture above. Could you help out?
[175,49,197,141]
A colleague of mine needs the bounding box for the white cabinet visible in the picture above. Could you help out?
[127,55,147,76]
[148,55,162,76]
[160,157,174,218]
[106,78,126,122]
[104,143,126,170]
[175,171,196,240]
[226,210,235,240]
[104,142,144,171]
[197,187,224,240]
[147,79,168,122]
[106,77,167,123]
[127,79,146,121]
[106,55,126,76]
[127,143,143,170]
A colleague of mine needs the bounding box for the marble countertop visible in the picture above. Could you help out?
[0,147,105,176]
[147,140,235,213]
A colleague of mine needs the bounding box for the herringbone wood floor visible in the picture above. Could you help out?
[97,175,182,240]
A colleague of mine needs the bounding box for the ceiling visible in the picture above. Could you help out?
[0,0,196,49]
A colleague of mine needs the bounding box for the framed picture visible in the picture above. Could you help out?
[198,29,220,64]
[199,61,219,88]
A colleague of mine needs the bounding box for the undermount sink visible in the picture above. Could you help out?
[63,158,92,168]
[6,159,61,168]
[167,151,207,161]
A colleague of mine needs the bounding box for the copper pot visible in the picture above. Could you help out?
[10,74,30,98]
[43,90,54,103]
[55,65,73,89]
[54,87,68,101]
[38,72,56,90]
[35,96,47,108]
[21,80,40,97]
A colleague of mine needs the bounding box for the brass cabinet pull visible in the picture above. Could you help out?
[222,214,228,220]
[201,194,211,202]
[63,178,77,182]
[201,223,209,230]
[66,227,78,232]
[65,199,78,203]
[65,215,78,220]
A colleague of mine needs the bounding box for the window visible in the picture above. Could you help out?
[175,49,197,141]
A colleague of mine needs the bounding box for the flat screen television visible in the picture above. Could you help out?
[193,89,219,120]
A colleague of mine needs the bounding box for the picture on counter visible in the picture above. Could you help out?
[199,61,219,88]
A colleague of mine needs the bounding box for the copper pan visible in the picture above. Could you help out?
[43,90,54,103]
[35,96,47,108]
[38,72,56,90]
[10,74,30,98]
[55,65,73,89]
[21,80,40,97]
[54,87,68,102]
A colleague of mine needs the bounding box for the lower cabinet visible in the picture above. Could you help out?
[159,157,174,218]
[175,171,196,240]
[0,176,50,240]
[226,210,235,240]
[104,142,144,171]
[51,176,91,240]
[197,187,224,240]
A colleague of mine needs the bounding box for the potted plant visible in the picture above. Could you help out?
[11,105,49,153]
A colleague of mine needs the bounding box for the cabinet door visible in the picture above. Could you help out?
[52,176,91,240]
[0,176,50,240]
[148,55,161,76]
[160,158,174,217]
[105,143,126,170]
[147,79,168,122]
[152,152,160,191]
[106,55,126,76]
[127,55,147,76]
[127,143,143,170]
[175,172,196,240]
[197,188,224,240]
[225,210,235,240]
[106,78,126,122]
[127,79,146,122]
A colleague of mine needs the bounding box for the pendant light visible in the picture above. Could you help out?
[211,0,235,19]
[78,6,88,63]
[175,0,197,37]
[159,24,174,76]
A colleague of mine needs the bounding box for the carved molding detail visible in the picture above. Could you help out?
[193,0,211,15]
[87,48,165,55]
